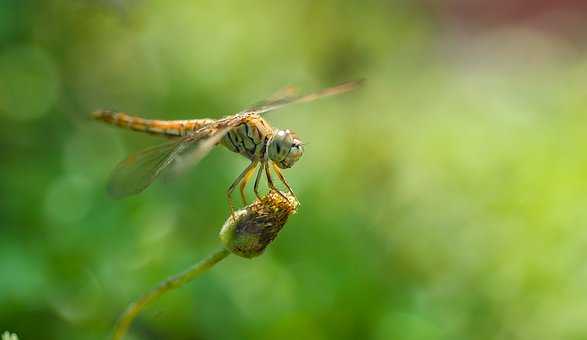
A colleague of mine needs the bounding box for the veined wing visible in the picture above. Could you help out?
[107,121,235,198]
[166,125,233,178]
[244,79,364,115]
[108,139,189,198]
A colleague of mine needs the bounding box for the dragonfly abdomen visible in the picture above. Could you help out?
[92,110,214,137]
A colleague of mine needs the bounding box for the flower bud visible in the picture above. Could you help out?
[219,190,299,258]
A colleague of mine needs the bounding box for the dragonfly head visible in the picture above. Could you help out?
[268,129,304,169]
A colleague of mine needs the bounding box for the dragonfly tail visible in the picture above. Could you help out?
[91,110,214,138]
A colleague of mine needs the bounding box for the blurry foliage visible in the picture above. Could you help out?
[2,0,587,339]
[1,332,18,340]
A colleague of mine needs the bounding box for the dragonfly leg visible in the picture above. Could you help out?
[253,162,264,201]
[227,161,258,216]
[271,162,295,197]
[239,162,257,205]
[264,162,289,201]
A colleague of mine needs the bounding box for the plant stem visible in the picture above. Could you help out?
[112,247,231,340]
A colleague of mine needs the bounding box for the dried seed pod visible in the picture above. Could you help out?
[219,190,299,258]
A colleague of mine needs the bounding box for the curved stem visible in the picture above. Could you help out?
[112,247,231,340]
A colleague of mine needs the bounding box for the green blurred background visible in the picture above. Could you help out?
[2,0,587,339]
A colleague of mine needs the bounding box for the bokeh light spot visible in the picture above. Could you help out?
[44,175,94,225]
[63,126,125,181]
[0,45,59,120]
[0,243,46,301]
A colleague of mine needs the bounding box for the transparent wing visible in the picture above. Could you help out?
[166,125,232,178]
[248,85,299,109]
[243,79,364,115]
[107,118,241,198]
[107,139,190,198]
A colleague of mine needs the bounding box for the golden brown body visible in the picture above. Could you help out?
[91,80,363,211]
[92,110,214,138]
[92,110,275,162]
[92,109,285,209]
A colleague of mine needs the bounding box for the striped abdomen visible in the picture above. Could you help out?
[221,118,274,161]
[92,110,214,138]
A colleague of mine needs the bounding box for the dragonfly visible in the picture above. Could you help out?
[92,79,363,212]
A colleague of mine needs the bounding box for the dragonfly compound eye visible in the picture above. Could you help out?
[269,129,303,169]
[219,190,299,258]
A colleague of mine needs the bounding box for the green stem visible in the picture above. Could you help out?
[112,247,231,340]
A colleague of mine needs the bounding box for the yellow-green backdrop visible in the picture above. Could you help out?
[1,1,587,339]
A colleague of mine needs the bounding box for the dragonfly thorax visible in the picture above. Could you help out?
[268,129,304,169]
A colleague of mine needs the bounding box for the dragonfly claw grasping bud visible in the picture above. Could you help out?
[219,190,299,258]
